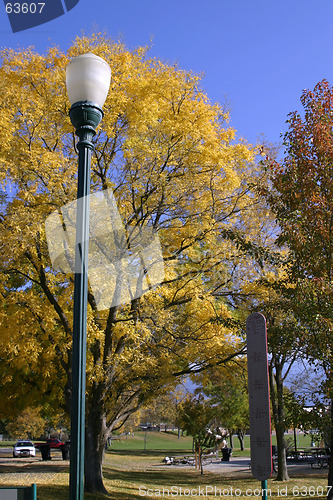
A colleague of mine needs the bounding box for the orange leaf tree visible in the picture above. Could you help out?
[265,80,333,494]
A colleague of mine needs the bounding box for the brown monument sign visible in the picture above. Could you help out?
[246,312,272,481]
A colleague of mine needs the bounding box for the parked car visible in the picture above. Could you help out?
[35,438,65,449]
[13,440,36,458]
[46,438,64,449]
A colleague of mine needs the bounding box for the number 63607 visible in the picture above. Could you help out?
[6,3,45,14]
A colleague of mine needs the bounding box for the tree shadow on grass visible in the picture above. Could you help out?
[102,466,254,499]
[0,463,68,474]
[104,466,198,486]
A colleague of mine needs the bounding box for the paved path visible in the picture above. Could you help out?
[160,456,328,478]
[205,457,252,476]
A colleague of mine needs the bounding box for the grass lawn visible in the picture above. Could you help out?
[18,450,329,499]
[0,432,327,499]
[109,431,194,452]
[108,430,314,452]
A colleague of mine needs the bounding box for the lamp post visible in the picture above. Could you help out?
[66,53,111,500]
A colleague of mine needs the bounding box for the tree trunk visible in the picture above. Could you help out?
[269,357,289,481]
[198,445,203,474]
[237,430,245,450]
[275,421,289,481]
[229,431,233,449]
[84,400,108,494]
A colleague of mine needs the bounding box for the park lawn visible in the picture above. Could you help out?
[0,431,323,498]
[0,441,15,447]
[108,431,193,452]
[13,449,328,500]
[107,430,313,456]
[0,433,328,500]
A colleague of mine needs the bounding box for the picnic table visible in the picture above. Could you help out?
[287,447,327,460]
[163,455,195,465]
[163,454,214,466]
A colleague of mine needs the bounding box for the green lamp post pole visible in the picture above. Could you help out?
[66,53,111,500]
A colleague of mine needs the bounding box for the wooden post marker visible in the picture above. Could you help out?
[246,312,272,482]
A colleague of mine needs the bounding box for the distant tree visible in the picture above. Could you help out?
[265,294,305,481]
[6,407,45,440]
[201,371,249,451]
[283,389,314,447]
[119,410,142,437]
[140,387,186,434]
[177,396,221,474]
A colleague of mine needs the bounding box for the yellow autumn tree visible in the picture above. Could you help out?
[6,407,45,440]
[0,34,263,493]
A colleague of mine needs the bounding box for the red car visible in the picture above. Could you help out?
[46,438,64,448]
[35,438,65,449]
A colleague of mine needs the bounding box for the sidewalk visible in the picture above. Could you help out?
[204,456,328,478]
[162,456,328,478]
[203,457,252,477]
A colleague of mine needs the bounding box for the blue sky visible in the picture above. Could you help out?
[1,0,333,148]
